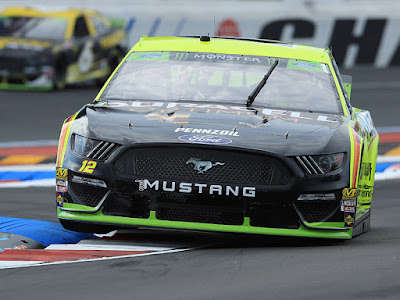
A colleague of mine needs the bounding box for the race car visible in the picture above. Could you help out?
[56,35,379,239]
[0,6,127,90]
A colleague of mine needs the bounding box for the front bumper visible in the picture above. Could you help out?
[57,144,353,239]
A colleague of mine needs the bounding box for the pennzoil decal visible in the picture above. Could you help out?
[342,188,357,200]
[56,168,68,180]
[175,127,239,136]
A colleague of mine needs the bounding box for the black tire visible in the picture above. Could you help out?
[53,59,67,90]
[96,48,124,87]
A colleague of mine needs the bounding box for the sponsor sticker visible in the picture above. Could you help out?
[175,127,239,136]
[56,192,64,207]
[344,206,355,213]
[179,135,232,145]
[56,185,67,192]
[342,188,357,200]
[341,200,356,207]
[56,168,68,180]
[56,179,67,187]
[344,212,355,227]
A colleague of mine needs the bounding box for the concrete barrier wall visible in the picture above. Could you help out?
[1,0,400,68]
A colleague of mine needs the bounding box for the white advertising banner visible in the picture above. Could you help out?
[1,0,400,68]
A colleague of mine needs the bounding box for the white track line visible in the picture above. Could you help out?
[0,164,55,171]
[0,140,58,148]
[0,248,192,270]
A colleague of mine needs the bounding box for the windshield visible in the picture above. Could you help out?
[0,16,68,41]
[102,51,342,114]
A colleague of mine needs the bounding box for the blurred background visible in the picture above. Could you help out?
[1,0,399,68]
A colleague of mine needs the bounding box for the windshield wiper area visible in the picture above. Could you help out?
[246,59,279,107]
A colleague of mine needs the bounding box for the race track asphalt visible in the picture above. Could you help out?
[0,68,400,300]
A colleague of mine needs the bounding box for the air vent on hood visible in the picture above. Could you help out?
[295,156,324,175]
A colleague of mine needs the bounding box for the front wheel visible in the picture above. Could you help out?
[53,60,67,90]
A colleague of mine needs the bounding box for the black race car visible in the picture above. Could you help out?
[56,36,379,239]
[0,6,126,90]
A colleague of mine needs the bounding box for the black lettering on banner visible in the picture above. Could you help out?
[259,19,314,40]
[329,19,387,65]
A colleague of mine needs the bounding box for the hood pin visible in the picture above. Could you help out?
[285,131,290,139]
[128,121,133,129]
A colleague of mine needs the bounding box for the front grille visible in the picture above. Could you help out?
[156,193,245,225]
[250,202,300,229]
[294,201,339,223]
[103,193,150,218]
[117,147,292,185]
[69,181,108,207]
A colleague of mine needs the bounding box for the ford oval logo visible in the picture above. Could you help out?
[179,135,232,145]
[140,54,163,58]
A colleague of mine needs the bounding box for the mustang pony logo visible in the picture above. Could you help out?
[186,158,225,174]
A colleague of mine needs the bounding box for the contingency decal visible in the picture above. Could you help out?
[344,213,354,227]
[78,160,97,174]
[56,168,68,180]
[178,135,232,145]
[56,191,64,207]
[341,188,357,216]
[342,187,357,228]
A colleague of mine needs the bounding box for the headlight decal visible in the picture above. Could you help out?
[56,113,79,167]
[73,134,101,157]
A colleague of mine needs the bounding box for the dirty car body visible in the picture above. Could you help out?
[56,36,379,239]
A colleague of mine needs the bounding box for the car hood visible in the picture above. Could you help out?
[81,100,348,156]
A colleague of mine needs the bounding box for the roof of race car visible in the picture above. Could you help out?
[131,35,333,64]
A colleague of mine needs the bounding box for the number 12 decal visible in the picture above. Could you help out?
[79,160,97,174]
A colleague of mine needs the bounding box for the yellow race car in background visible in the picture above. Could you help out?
[0,6,127,90]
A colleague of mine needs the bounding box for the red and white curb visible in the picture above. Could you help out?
[0,235,192,270]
